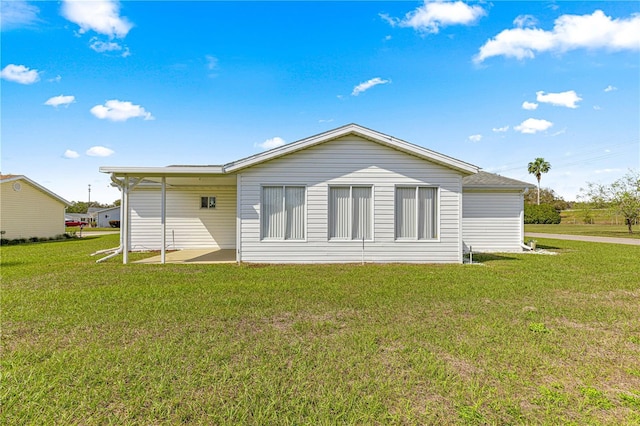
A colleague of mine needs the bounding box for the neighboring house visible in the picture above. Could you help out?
[65,213,92,223]
[1,174,71,240]
[95,206,121,228]
[100,124,534,264]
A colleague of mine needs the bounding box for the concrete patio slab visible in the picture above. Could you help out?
[135,249,236,264]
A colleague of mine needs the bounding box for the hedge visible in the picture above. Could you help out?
[524,204,561,224]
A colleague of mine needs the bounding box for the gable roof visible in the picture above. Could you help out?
[1,175,71,206]
[463,171,535,190]
[100,124,479,177]
[224,123,479,175]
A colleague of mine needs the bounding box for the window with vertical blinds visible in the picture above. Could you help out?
[261,186,305,240]
[395,187,438,240]
[329,186,372,240]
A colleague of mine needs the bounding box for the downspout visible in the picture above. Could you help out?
[96,247,123,263]
[521,242,533,251]
[95,174,125,263]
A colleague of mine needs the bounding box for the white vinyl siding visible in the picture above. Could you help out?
[462,190,525,253]
[329,186,372,240]
[261,186,305,240]
[128,186,236,250]
[238,135,465,263]
[396,187,438,240]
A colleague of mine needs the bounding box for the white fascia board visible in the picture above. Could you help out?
[223,123,480,175]
[223,125,358,172]
[99,166,225,177]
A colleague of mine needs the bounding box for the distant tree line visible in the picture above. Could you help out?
[524,187,570,211]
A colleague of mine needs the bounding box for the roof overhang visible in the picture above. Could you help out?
[1,175,71,206]
[100,124,480,180]
[223,124,479,175]
[99,166,224,177]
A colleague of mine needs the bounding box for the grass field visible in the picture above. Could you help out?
[2,235,640,424]
[525,224,639,239]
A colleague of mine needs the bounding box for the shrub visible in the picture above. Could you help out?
[0,234,78,246]
[109,220,120,228]
[525,204,561,224]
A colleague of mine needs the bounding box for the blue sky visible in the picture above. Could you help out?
[1,0,639,204]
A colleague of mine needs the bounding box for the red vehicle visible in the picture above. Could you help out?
[65,220,88,227]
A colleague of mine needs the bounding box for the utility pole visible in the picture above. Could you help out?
[88,184,91,208]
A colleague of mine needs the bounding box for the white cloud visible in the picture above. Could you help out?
[536,90,582,108]
[90,100,154,121]
[89,38,129,57]
[206,55,218,70]
[255,137,286,150]
[492,125,509,133]
[594,168,623,174]
[63,149,80,159]
[0,0,39,30]
[593,105,602,110]
[1,64,40,84]
[61,0,132,38]
[475,10,640,63]
[384,35,392,41]
[48,75,62,83]
[514,118,553,134]
[45,95,75,107]
[86,146,115,157]
[513,15,538,29]
[318,119,334,123]
[604,85,617,92]
[383,0,485,34]
[522,101,538,110]
[468,134,482,142]
[352,77,390,96]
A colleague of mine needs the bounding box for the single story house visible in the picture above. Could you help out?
[1,174,71,240]
[100,124,534,264]
[65,213,92,224]
[94,206,121,228]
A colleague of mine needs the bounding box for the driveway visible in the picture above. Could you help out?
[525,232,640,246]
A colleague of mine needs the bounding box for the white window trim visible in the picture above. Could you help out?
[260,184,307,242]
[328,185,374,242]
[200,196,216,209]
[394,185,440,242]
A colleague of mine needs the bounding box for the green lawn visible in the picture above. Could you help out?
[525,223,639,239]
[2,235,640,424]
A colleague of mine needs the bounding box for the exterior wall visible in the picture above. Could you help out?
[0,180,66,239]
[462,190,524,252]
[128,186,236,250]
[96,207,121,228]
[238,135,464,263]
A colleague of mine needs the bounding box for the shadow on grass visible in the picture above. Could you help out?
[537,244,562,250]
[472,253,519,263]
[0,261,23,267]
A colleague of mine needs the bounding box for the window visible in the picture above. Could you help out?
[200,196,216,209]
[261,186,305,240]
[329,186,372,240]
[395,187,438,240]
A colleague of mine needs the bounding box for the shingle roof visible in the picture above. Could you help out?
[463,171,535,189]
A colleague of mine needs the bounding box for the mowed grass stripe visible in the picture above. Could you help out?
[2,234,639,424]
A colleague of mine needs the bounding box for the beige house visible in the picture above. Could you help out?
[0,175,71,240]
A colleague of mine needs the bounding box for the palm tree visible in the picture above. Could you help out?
[528,158,551,205]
